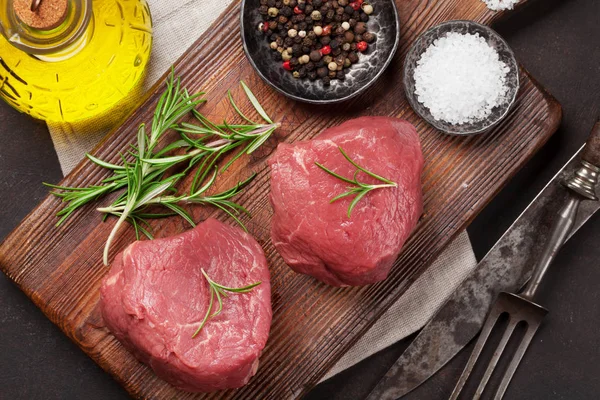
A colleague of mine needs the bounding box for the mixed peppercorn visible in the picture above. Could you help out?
[257,0,376,86]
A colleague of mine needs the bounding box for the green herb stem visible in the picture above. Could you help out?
[316,146,397,218]
[46,72,278,265]
[192,268,261,338]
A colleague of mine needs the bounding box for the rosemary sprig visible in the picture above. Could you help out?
[192,268,261,338]
[45,72,279,265]
[315,146,397,218]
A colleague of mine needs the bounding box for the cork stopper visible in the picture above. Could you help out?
[13,0,68,31]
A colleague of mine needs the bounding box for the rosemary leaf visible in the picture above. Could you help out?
[316,146,397,218]
[46,72,278,265]
[192,268,261,338]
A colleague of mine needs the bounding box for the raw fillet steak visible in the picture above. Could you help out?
[100,218,272,393]
[269,116,423,286]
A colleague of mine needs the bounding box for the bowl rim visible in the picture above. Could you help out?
[402,20,520,136]
[239,0,401,105]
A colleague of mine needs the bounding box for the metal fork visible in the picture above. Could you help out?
[450,120,600,400]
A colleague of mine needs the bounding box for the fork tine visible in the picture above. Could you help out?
[449,306,504,400]
[493,322,542,400]
[473,318,519,399]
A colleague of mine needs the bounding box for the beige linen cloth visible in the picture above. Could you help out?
[48,0,477,381]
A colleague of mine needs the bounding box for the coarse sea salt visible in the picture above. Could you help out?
[413,32,510,125]
[482,0,520,11]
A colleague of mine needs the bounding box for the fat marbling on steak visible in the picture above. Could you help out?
[269,116,423,286]
[100,218,272,393]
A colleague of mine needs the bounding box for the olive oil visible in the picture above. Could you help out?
[0,0,152,123]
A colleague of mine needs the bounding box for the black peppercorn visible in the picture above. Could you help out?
[344,31,354,43]
[298,66,307,78]
[309,49,322,62]
[257,0,375,85]
[354,22,366,34]
[362,32,375,43]
[292,44,303,56]
[316,67,328,78]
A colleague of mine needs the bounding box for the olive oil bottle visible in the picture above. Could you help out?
[0,0,152,124]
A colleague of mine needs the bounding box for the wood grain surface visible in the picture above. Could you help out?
[0,0,561,399]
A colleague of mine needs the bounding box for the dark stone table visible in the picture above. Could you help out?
[1,0,598,398]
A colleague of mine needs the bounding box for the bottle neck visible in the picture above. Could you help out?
[0,0,92,57]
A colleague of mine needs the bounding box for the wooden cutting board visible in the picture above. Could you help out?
[0,0,561,399]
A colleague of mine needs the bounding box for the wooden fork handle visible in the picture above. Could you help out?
[582,119,600,167]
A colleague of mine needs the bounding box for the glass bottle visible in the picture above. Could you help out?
[0,0,152,124]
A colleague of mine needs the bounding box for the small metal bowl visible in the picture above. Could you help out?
[403,20,519,136]
[240,0,400,104]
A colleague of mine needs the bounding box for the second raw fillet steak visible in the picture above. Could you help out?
[269,116,423,286]
[100,218,272,392]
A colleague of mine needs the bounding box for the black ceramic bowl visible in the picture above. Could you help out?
[403,20,519,136]
[240,0,400,104]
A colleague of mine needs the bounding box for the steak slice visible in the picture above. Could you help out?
[100,218,272,393]
[269,116,423,286]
